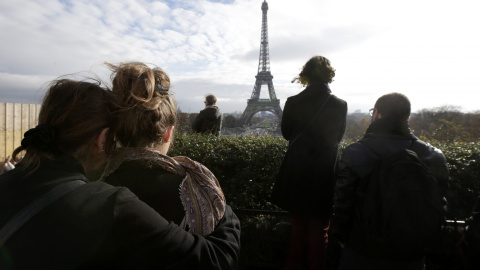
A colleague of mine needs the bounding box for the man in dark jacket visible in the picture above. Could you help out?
[192,94,223,136]
[331,92,449,270]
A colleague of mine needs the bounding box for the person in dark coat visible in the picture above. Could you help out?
[331,92,449,270]
[192,94,223,136]
[272,55,347,270]
[100,62,227,239]
[0,78,240,269]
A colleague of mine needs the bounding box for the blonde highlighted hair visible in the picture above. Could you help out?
[106,62,177,148]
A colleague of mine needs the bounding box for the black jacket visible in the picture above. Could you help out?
[331,117,449,260]
[0,156,240,269]
[272,83,347,219]
[192,106,223,135]
[104,160,185,225]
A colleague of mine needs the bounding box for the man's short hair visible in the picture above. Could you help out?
[205,94,217,106]
[374,92,411,121]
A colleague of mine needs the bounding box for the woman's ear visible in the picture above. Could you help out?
[96,128,109,153]
[163,126,174,143]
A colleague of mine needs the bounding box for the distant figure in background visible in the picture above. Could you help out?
[192,94,223,136]
[271,55,348,270]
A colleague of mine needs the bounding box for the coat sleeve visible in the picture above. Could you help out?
[281,98,293,141]
[113,188,240,269]
[331,142,375,244]
[337,100,348,143]
[330,158,361,243]
[430,149,450,216]
[413,141,450,205]
[192,113,203,132]
[431,150,449,198]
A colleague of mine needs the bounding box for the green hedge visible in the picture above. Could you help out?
[429,140,480,219]
[169,134,480,219]
[170,134,287,210]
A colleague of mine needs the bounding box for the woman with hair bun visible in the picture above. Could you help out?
[100,62,227,237]
[0,78,240,269]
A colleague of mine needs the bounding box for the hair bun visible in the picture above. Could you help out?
[21,124,58,151]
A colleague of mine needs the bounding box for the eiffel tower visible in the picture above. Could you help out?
[239,0,282,126]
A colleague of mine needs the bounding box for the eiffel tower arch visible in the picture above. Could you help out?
[239,0,282,127]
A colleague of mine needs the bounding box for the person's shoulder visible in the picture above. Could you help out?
[327,95,347,115]
[413,139,445,156]
[286,87,310,101]
[74,181,139,205]
[285,90,317,107]
[84,180,126,193]
[343,141,368,157]
[342,140,377,167]
[330,94,347,106]
[116,159,184,181]
[173,156,211,172]
[284,96,295,106]
[212,107,222,115]
[202,106,220,113]
[412,139,447,162]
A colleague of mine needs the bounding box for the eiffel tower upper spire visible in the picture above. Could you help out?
[258,0,270,73]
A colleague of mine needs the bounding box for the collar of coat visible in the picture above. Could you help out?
[306,82,332,94]
[364,117,416,139]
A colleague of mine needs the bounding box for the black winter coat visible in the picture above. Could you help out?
[0,156,240,269]
[104,160,185,225]
[192,106,223,135]
[272,83,347,219]
[331,117,449,260]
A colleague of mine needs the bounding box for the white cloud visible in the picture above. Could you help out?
[0,0,479,114]
[0,73,50,103]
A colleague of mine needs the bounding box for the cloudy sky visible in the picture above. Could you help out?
[1,0,479,114]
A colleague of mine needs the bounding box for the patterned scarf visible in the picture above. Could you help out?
[99,147,226,236]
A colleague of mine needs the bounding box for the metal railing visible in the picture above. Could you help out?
[233,208,468,270]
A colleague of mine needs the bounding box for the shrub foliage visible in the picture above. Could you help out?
[170,133,287,210]
[170,133,480,219]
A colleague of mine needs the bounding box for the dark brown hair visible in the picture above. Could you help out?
[205,94,217,106]
[12,79,115,171]
[106,62,177,148]
[292,56,336,85]
[375,92,411,121]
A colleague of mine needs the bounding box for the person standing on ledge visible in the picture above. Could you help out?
[192,94,223,136]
